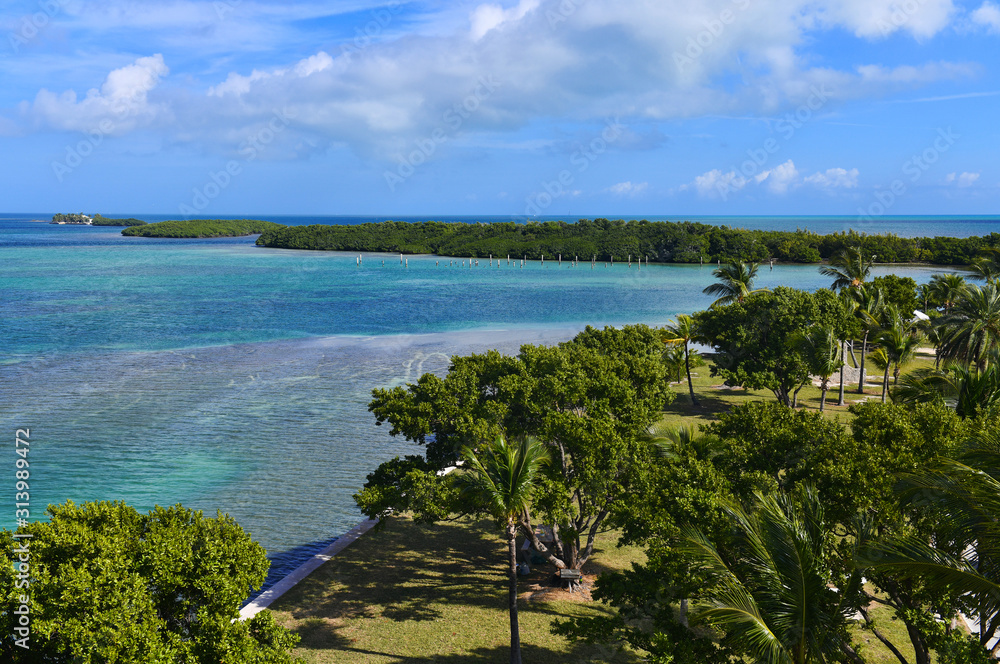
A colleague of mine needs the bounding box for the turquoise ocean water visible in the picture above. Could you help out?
[1,214,996,593]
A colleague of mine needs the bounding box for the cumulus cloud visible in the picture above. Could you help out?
[686,161,862,197]
[470,0,541,40]
[811,0,957,39]
[945,172,981,186]
[805,167,860,189]
[754,159,799,193]
[13,0,976,159]
[607,181,648,196]
[684,169,748,197]
[972,2,1000,32]
[23,55,168,134]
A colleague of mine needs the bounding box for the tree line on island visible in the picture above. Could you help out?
[256,218,1000,266]
[354,245,1000,664]
[122,218,283,238]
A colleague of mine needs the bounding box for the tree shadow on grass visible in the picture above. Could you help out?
[292,619,630,664]
[661,386,770,423]
[270,517,515,624]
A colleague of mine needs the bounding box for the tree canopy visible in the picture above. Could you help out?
[694,286,857,406]
[355,324,675,572]
[256,219,1000,266]
[0,501,302,664]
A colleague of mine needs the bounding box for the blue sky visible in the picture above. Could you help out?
[0,0,998,217]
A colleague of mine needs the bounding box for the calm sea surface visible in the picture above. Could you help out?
[1,214,995,593]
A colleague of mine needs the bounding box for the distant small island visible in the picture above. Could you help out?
[50,213,146,227]
[122,219,284,238]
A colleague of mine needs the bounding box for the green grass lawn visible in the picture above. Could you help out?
[269,517,644,663]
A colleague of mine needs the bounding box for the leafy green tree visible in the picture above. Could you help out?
[695,287,856,406]
[661,314,701,406]
[562,401,969,664]
[702,261,769,306]
[356,325,674,572]
[820,245,876,291]
[790,325,843,412]
[871,274,918,317]
[0,501,302,664]
[459,436,550,664]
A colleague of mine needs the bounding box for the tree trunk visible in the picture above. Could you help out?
[858,332,869,394]
[881,363,891,403]
[838,342,846,406]
[684,342,699,406]
[820,380,828,412]
[507,522,522,664]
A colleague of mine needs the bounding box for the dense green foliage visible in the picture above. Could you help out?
[355,325,675,572]
[257,219,1000,265]
[50,213,90,224]
[0,501,302,663]
[694,287,857,406]
[91,214,147,226]
[559,402,990,663]
[123,219,284,238]
[870,274,918,315]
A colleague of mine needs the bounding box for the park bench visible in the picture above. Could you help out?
[556,568,582,591]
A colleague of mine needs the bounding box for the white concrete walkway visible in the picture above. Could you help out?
[239,518,379,620]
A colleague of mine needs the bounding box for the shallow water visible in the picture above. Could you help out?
[0,218,974,590]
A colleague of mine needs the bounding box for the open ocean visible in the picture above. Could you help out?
[1,213,996,595]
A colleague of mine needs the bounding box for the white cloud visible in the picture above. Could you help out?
[685,169,747,198]
[754,159,799,193]
[687,160,860,197]
[804,167,859,189]
[945,172,981,187]
[12,0,976,158]
[207,52,334,97]
[972,2,1000,33]
[470,0,541,40]
[608,181,648,196]
[23,55,168,134]
[810,0,956,39]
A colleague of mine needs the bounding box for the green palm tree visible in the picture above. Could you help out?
[970,247,1000,284]
[460,436,550,664]
[937,282,1000,370]
[917,282,935,311]
[790,326,843,412]
[875,309,921,403]
[928,273,969,311]
[893,358,1000,418]
[858,430,1000,655]
[703,262,769,307]
[852,285,885,394]
[662,314,700,406]
[646,424,725,463]
[681,486,856,664]
[820,246,875,292]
